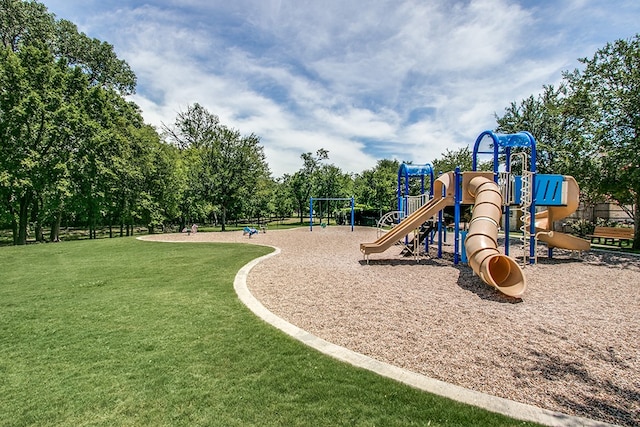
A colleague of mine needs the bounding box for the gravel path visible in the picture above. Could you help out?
[142,227,640,426]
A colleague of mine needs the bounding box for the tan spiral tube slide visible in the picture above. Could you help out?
[465,176,527,298]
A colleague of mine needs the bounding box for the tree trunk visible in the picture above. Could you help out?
[221,206,227,231]
[5,199,19,245]
[633,192,639,250]
[12,216,18,245]
[31,198,44,243]
[50,212,61,242]
[298,201,304,224]
[17,192,31,245]
[88,197,96,239]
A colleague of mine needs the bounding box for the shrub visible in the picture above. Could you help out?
[568,219,595,237]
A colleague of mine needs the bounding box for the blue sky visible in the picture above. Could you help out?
[42,0,640,177]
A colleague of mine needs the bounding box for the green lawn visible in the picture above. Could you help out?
[0,238,539,426]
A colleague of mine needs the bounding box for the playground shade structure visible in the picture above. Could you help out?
[360,171,589,297]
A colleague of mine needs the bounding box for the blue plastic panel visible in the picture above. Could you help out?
[496,133,534,148]
[398,163,433,177]
[535,175,564,206]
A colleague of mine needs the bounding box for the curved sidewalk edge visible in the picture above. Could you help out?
[234,247,616,427]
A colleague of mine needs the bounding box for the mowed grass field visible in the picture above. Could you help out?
[0,237,539,426]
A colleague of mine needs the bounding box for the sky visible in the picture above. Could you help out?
[41,0,640,178]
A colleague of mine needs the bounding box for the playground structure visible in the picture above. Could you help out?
[375,163,437,256]
[309,197,355,231]
[360,131,591,297]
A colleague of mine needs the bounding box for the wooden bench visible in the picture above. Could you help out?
[588,226,634,246]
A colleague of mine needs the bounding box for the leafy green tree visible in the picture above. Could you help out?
[289,149,328,223]
[139,132,183,233]
[37,61,90,242]
[164,103,270,231]
[162,103,216,228]
[205,126,269,230]
[270,176,294,221]
[431,147,473,174]
[495,34,640,248]
[494,85,604,206]
[495,85,569,174]
[353,159,398,216]
[0,0,54,52]
[243,176,274,223]
[0,44,75,244]
[163,103,219,150]
[313,164,352,223]
[54,19,136,94]
[0,0,142,244]
[563,35,640,248]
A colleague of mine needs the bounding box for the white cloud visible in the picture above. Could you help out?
[42,0,640,177]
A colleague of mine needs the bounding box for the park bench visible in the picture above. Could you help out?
[588,226,634,247]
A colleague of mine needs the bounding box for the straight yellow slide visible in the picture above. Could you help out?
[360,172,454,257]
[359,196,451,256]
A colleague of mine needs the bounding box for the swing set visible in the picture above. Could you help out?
[309,197,355,231]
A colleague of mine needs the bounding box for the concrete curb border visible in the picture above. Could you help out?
[234,246,616,427]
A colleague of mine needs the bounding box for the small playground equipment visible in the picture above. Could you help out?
[360,131,591,298]
[243,226,259,237]
[183,224,198,235]
[309,197,355,231]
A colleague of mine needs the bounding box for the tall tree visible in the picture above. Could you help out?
[563,34,640,248]
[495,85,569,174]
[164,103,270,231]
[431,146,473,174]
[162,103,219,150]
[203,126,269,230]
[289,149,328,223]
[0,0,140,244]
[0,44,75,244]
[313,164,351,223]
[495,34,640,248]
[353,159,398,215]
[54,19,136,95]
[270,176,294,221]
[0,0,54,52]
[162,103,217,228]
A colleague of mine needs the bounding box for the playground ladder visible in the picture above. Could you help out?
[520,170,534,265]
[498,172,513,205]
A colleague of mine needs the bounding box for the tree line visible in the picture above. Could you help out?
[1,1,638,248]
[495,34,640,249]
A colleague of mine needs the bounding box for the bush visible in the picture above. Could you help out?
[595,217,617,227]
[568,219,595,237]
